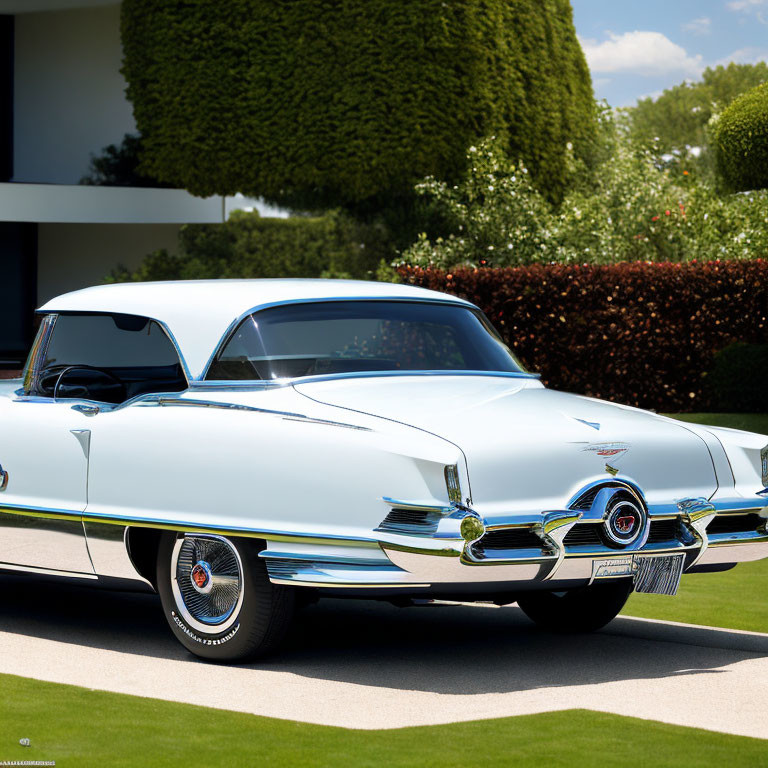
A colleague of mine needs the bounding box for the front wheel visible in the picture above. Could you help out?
[156,533,295,661]
[516,579,633,633]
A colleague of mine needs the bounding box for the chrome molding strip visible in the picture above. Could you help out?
[0,502,379,549]
[198,370,540,391]
[0,562,98,580]
[382,497,454,514]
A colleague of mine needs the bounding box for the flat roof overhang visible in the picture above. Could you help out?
[0,183,224,224]
[0,1,118,13]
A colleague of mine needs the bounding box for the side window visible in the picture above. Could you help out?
[28,313,187,404]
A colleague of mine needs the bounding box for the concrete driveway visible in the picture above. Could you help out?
[1,575,767,737]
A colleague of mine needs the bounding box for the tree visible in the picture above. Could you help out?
[630,62,768,152]
[121,0,595,209]
[80,133,171,188]
[713,82,768,192]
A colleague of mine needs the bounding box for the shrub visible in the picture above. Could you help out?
[80,133,170,188]
[108,210,381,283]
[400,136,768,269]
[398,261,768,412]
[121,0,595,208]
[713,83,768,192]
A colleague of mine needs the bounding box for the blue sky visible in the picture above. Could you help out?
[572,0,768,106]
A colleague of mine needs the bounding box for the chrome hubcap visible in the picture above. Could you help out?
[171,535,244,633]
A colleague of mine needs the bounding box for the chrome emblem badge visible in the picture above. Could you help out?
[190,561,213,593]
[761,446,768,488]
[0,464,8,492]
[604,499,645,548]
[614,515,636,534]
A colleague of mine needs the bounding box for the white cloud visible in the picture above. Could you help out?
[728,0,766,11]
[682,17,711,35]
[727,0,768,23]
[580,31,704,77]
[715,46,768,66]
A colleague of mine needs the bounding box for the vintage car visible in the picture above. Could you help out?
[1,279,767,660]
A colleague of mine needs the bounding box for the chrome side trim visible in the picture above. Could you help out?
[260,549,410,586]
[137,395,373,431]
[0,502,379,549]
[0,563,98,579]
[199,370,540,390]
[381,497,454,514]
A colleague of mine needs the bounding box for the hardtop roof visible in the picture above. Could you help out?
[38,279,473,380]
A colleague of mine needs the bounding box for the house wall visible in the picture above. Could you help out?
[37,223,181,303]
[13,3,134,184]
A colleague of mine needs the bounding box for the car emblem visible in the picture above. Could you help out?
[190,561,213,593]
[0,464,8,492]
[604,499,646,547]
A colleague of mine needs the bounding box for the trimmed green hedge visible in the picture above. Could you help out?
[399,261,768,413]
[108,211,384,283]
[121,0,595,208]
[714,82,768,192]
[706,343,768,412]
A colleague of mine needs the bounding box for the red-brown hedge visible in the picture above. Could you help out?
[398,261,768,412]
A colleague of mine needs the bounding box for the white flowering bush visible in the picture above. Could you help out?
[400,133,768,269]
[399,140,554,269]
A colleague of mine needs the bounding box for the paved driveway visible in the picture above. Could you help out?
[1,576,767,737]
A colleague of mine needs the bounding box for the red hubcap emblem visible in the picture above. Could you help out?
[615,515,636,534]
[191,563,209,589]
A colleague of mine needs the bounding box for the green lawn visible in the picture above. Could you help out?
[624,557,768,632]
[622,413,768,632]
[1,673,766,767]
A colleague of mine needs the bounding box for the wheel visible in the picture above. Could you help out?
[156,533,295,661]
[516,579,633,633]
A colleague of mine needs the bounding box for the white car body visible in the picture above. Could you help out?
[1,278,767,602]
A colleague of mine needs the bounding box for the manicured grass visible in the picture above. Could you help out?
[624,557,768,633]
[622,413,768,632]
[1,673,766,767]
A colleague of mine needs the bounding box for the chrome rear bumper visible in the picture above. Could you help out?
[262,494,768,589]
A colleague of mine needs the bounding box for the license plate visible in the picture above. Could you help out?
[634,553,685,596]
[592,556,634,580]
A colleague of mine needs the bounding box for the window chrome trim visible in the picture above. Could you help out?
[197,295,513,383]
[197,369,540,390]
[21,313,57,396]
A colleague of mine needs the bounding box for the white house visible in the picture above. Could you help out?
[0,0,274,369]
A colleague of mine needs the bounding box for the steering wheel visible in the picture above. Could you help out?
[53,365,127,403]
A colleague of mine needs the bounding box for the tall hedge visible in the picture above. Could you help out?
[107,210,382,283]
[399,261,768,412]
[714,83,768,192]
[121,0,595,208]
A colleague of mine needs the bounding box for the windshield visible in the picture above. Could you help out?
[205,301,525,381]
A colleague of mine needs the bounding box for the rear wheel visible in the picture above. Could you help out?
[156,533,295,661]
[516,579,633,633]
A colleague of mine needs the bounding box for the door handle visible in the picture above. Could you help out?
[72,403,100,416]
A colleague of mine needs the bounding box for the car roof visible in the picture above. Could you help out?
[38,279,474,381]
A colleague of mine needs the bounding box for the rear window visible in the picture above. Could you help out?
[205,301,524,381]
